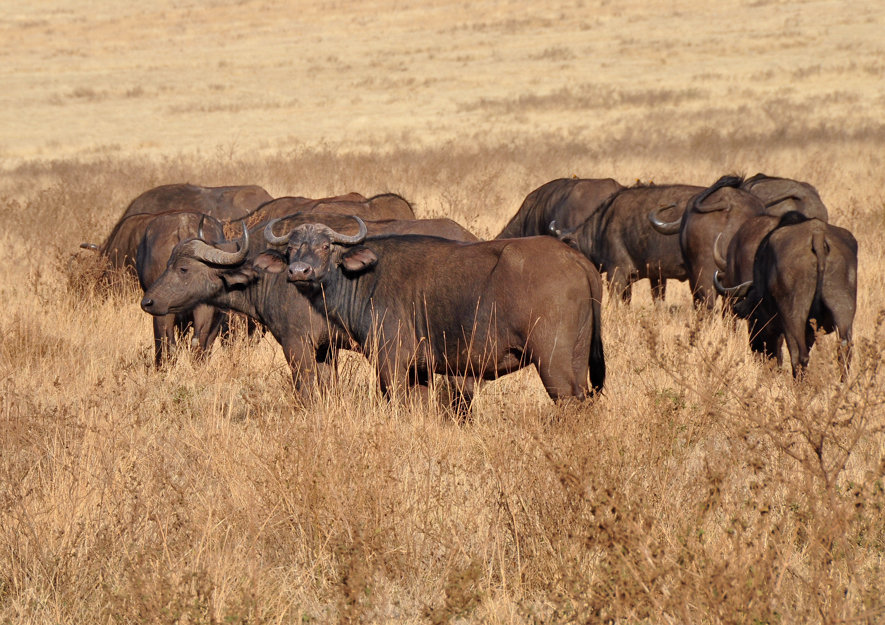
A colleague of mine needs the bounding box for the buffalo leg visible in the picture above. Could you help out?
[533,346,587,401]
[650,276,667,302]
[777,279,816,376]
[835,325,853,380]
[192,304,222,359]
[783,329,809,377]
[825,299,855,380]
[607,269,632,304]
[748,319,782,364]
[689,263,717,310]
[780,315,811,378]
[153,314,177,366]
[440,375,476,420]
[283,338,332,397]
[692,280,716,310]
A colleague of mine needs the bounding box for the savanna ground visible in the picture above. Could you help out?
[2,1,885,623]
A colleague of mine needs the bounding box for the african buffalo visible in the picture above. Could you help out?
[649,175,765,308]
[136,211,227,365]
[237,192,416,229]
[551,184,701,302]
[260,217,605,410]
[496,177,624,238]
[119,183,273,221]
[714,213,857,377]
[81,183,273,273]
[140,214,478,394]
[740,173,829,221]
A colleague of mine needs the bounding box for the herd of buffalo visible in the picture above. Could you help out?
[80,174,858,413]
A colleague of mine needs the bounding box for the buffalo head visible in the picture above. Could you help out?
[140,222,251,315]
[259,215,375,287]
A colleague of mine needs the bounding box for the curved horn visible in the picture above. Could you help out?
[197,215,207,241]
[325,215,367,245]
[648,204,681,234]
[264,217,293,246]
[713,233,728,271]
[763,194,803,210]
[190,221,249,265]
[80,242,99,252]
[713,270,752,298]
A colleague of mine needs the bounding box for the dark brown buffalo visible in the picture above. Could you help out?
[711,213,790,350]
[714,213,857,377]
[120,183,273,221]
[237,192,416,230]
[260,217,605,410]
[496,177,624,238]
[81,183,273,272]
[136,211,227,365]
[649,175,765,308]
[552,184,701,302]
[740,173,829,221]
[140,214,478,394]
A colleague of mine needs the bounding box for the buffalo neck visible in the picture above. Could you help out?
[307,268,378,347]
[207,270,277,328]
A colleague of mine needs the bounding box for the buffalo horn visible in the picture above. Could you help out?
[548,220,579,241]
[264,217,292,246]
[713,270,752,298]
[648,204,681,234]
[190,221,249,265]
[712,233,727,271]
[763,194,802,210]
[80,242,99,251]
[197,215,206,241]
[324,215,367,245]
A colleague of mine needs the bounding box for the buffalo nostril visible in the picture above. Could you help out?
[141,297,154,310]
[288,263,313,281]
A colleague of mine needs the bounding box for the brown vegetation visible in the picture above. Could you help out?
[2,0,884,622]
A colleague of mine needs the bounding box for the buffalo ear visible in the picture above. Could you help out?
[253,250,287,274]
[341,246,378,273]
[221,266,257,287]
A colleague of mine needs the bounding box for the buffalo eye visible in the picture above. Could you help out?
[321,242,330,251]
[179,266,188,274]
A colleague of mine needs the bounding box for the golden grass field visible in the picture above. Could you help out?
[2,1,885,623]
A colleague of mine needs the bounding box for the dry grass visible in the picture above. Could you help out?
[2,1,885,623]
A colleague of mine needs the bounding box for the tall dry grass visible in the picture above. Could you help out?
[1,134,884,623]
[3,0,885,621]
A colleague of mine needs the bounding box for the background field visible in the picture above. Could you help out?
[2,1,884,623]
